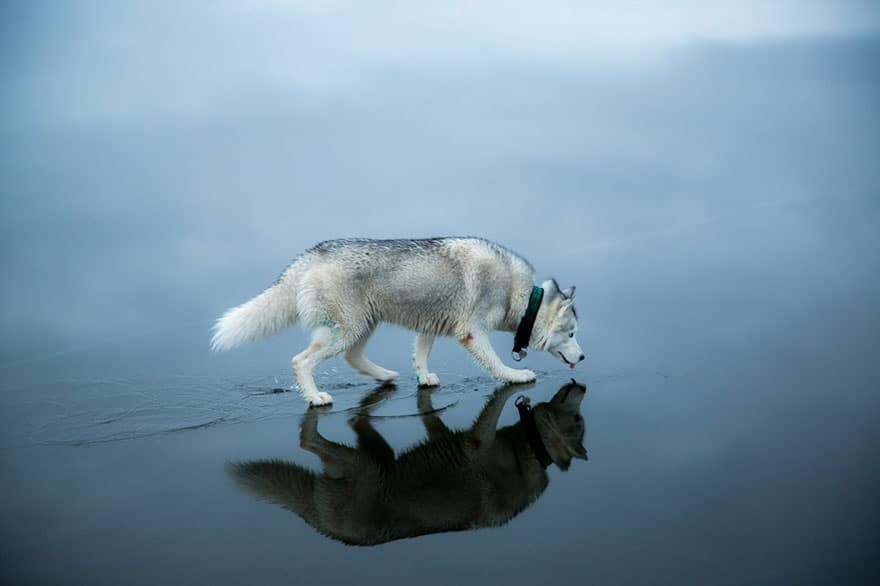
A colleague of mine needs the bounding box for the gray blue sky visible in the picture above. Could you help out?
[3,1,878,122]
[1,2,878,374]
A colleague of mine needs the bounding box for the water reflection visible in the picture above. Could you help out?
[230,380,588,545]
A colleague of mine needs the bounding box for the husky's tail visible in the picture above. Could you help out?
[210,280,298,352]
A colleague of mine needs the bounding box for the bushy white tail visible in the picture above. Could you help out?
[211,283,297,351]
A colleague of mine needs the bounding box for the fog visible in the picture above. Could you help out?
[2,25,878,367]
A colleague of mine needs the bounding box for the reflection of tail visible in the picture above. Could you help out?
[228,460,316,517]
[211,280,298,351]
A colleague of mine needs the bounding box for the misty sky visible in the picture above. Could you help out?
[1,1,878,375]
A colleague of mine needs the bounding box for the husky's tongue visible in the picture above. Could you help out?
[569,363,575,369]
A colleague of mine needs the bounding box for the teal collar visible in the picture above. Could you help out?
[512,286,544,361]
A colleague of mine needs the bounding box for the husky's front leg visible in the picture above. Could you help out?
[459,330,536,384]
[413,334,440,386]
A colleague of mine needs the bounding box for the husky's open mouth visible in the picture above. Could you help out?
[558,351,576,369]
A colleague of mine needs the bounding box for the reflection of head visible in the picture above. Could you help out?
[230,381,588,545]
[534,380,588,470]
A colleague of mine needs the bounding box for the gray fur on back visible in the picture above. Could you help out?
[308,237,532,269]
[287,237,535,337]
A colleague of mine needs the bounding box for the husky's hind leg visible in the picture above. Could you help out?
[292,326,352,406]
[344,328,399,382]
[413,334,440,386]
[459,329,536,384]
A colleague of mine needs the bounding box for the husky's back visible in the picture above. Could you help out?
[212,237,534,351]
[294,237,535,336]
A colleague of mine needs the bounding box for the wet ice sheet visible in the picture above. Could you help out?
[1,362,672,448]
[1,352,878,586]
[2,370,558,447]
[0,370,598,585]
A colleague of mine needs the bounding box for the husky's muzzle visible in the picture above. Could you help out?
[558,351,586,369]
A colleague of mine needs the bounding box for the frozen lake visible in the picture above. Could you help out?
[2,290,877,585]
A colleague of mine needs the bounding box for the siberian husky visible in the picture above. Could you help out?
[211,237,584,405]
[230,380,588,545]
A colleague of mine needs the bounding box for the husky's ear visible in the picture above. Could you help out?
[544,280,576,302]
[541,279,562,300]
[559,298,578,319]
[572,443,588,461]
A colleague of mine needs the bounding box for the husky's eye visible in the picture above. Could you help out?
[568,332,574,338]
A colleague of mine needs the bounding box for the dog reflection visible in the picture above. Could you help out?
[230,380,587,545]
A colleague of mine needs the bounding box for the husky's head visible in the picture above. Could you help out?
[535,279,584,369]
[534,380,588,470]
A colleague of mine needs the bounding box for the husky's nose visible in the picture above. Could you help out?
[578,354,585,362]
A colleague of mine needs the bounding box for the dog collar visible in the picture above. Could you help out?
[512,285,544,361]
[515,396,553,468]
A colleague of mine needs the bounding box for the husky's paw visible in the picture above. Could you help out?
[506,369,536,384]
[417,372,441,387]
[374,368,399,382]
[309,392,334,406]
